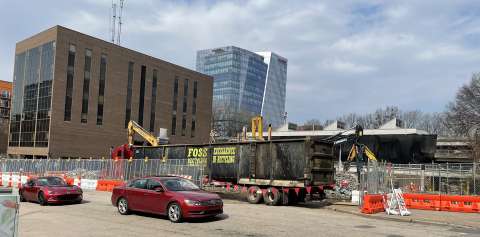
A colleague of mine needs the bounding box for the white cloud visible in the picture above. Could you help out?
[331,33,416,55]
[416,44,470,61]
[320,59,376,73]
[384,5,409,20]
[1,0,480,122]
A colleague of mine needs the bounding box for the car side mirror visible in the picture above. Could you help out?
[154,187,164,192]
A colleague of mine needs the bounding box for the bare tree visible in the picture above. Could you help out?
[446,73,480,136]
[311,106,452,135]
[212,101,252,139]
[299,119,323,130]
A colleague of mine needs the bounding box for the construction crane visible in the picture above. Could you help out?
[127,120,159,146]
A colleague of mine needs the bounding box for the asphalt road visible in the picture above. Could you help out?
[18,191,480,237]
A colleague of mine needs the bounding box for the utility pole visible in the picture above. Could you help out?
[117,0,125,45]
[111,0,117,44]
[110,0,125,45]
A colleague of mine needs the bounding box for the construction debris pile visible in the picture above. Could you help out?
[326,171,359,200]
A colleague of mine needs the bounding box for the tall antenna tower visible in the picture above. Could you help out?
[111,0,117,43]
[117,0,125,45]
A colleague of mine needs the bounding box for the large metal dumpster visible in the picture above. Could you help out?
[133,138,335,194]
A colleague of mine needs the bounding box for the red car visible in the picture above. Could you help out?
[111,176,223,222]
[19,176,83,205]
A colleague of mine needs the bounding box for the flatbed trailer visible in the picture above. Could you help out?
[114,138,335,205]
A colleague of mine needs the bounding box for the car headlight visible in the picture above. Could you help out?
[74,186,83,192]
[184,199,201,206]
[47,190,55,195]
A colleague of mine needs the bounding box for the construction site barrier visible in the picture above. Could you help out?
[361,194,385,214]
[403,193,441,211]
[0,173,29,188]
[403,193,480,213]
[96,180,124,192]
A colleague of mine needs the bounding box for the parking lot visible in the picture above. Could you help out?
[18,191,480,237]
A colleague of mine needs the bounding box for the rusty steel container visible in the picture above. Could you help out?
[133,138,335,188]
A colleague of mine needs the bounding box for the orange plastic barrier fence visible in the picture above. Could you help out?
[361,194,385,214]
[403,193,480,213]
[96,180,124,192]
[403,193,441,211]
[96,180,109,191]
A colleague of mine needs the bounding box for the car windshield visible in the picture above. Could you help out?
[38,177,66,186]
[162,179,200,191]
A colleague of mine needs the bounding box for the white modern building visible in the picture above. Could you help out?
[256,52,288,129]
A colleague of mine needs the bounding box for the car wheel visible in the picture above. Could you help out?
[38,192,47,206]
[263,187,282,206]
[247,186,263,204]
[117,198,130,215]
[167,203,182,223]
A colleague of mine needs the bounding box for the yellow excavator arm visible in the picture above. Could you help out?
[127,120,159,146]
[347,143,377,161]
[364,146,377,161]
[347,145,357,161]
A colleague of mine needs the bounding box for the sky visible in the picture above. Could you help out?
[0,0,479,124]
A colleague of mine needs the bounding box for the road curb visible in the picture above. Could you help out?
[325,205,479,230]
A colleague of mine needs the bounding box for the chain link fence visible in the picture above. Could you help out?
[355,162,480,196]
[332,161,480,202]
[0,158,204,187]
[388,163,479,196]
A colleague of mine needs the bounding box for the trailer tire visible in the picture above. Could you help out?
[263,187,282,206]
[247,186,263,204]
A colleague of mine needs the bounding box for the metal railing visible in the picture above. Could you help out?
[353,162,480,196]
[0,158,204,187]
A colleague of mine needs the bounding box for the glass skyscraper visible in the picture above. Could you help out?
[196,46,268,137]
[10,41,55,148]
[256,52,288,128]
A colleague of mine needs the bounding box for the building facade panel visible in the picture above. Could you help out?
[9,26,213,158]
[256,52,288,129]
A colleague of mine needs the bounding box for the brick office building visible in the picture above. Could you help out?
[0,80,12,154]
[8,26,213,158]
